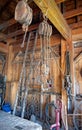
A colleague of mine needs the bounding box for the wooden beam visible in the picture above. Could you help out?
[13,34,61,53]
[0,23,39,45]
[74,47,82,58]
[61,38,67,129]
[33,0,71,43]
[6,23,39,39]
[61,37,74,127]
[74,41,82,48]
[74,51,82,62]
[2,20,82,42]
[0,18,16,31]
[55,0,66,4]
[64,7,82,19]
[72,28,82,35]
[0,2,81,32]
[72,28,82,41]
[7,45,14,82]
[0,42,8,53]
[0,0,9,13]
[8,21,82,40]
[0,33,16,44]
[70,21,82,29]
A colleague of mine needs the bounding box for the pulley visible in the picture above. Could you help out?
[15,0,33,47]
[15,0,33,29]
[38,14,53,91]
[39,19,52,37]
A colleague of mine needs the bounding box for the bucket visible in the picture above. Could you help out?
[2,103,11,113]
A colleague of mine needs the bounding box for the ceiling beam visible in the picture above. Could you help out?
[74,42,82,48]
[0,18,16,31]
[74,47,82,53]
[33,0,71,43]
[0,42,8,53]
[74,47,82,58]
[0,2,80,32]
[12,34,61,53]
[64,7,82,19]
[72,28,82,41]
[7,23,39,39]
[70,21,82,29]
[72,28,82,35]
[0,33,16,44]
[0,0,10,14]
[3,21,82,40]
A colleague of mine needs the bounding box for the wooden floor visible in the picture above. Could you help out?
[0,110,42,130]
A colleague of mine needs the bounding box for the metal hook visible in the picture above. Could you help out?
[43,14,48,22]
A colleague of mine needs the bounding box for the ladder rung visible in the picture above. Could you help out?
[17,95,23,98]
[16,106,22,111]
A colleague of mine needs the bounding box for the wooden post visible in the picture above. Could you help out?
[61,37,74,129]
[61,38,67,129]
[7,45,14,82]
[5,45,14,104]
[5,45,19,107]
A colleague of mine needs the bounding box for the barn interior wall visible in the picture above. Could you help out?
[4,44,82,110]
[5,44,61,108]
[74,54,82,94]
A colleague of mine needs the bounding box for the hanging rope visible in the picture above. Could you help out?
[21,27,28,48]
[21,31,38,118]
[13,32,32,116]
[49,46,64,76]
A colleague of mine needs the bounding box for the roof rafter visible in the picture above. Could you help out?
[0,33,16,44]
[64,7,82,19]
[0,18,16,31]
[0,42,8,53]
[0,0,67,31]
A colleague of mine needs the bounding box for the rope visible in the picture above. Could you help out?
[21,28,28,48]
[13,32,31,116]
[21,31,38,118]
[49,46,64,76]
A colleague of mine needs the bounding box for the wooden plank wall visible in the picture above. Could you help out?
[74,54,82,94]
[5,44,61,107]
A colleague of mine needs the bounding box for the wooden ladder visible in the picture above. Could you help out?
[13,31,38,118]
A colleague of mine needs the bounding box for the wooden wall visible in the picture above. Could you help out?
[74,53,82,94]
[5,44,61,108]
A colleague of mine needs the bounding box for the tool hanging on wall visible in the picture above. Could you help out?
[15,0,33,47]
[64,51,72,114]
[0,54,6,74]
[0,54,6,110]
[13,31,38,118]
